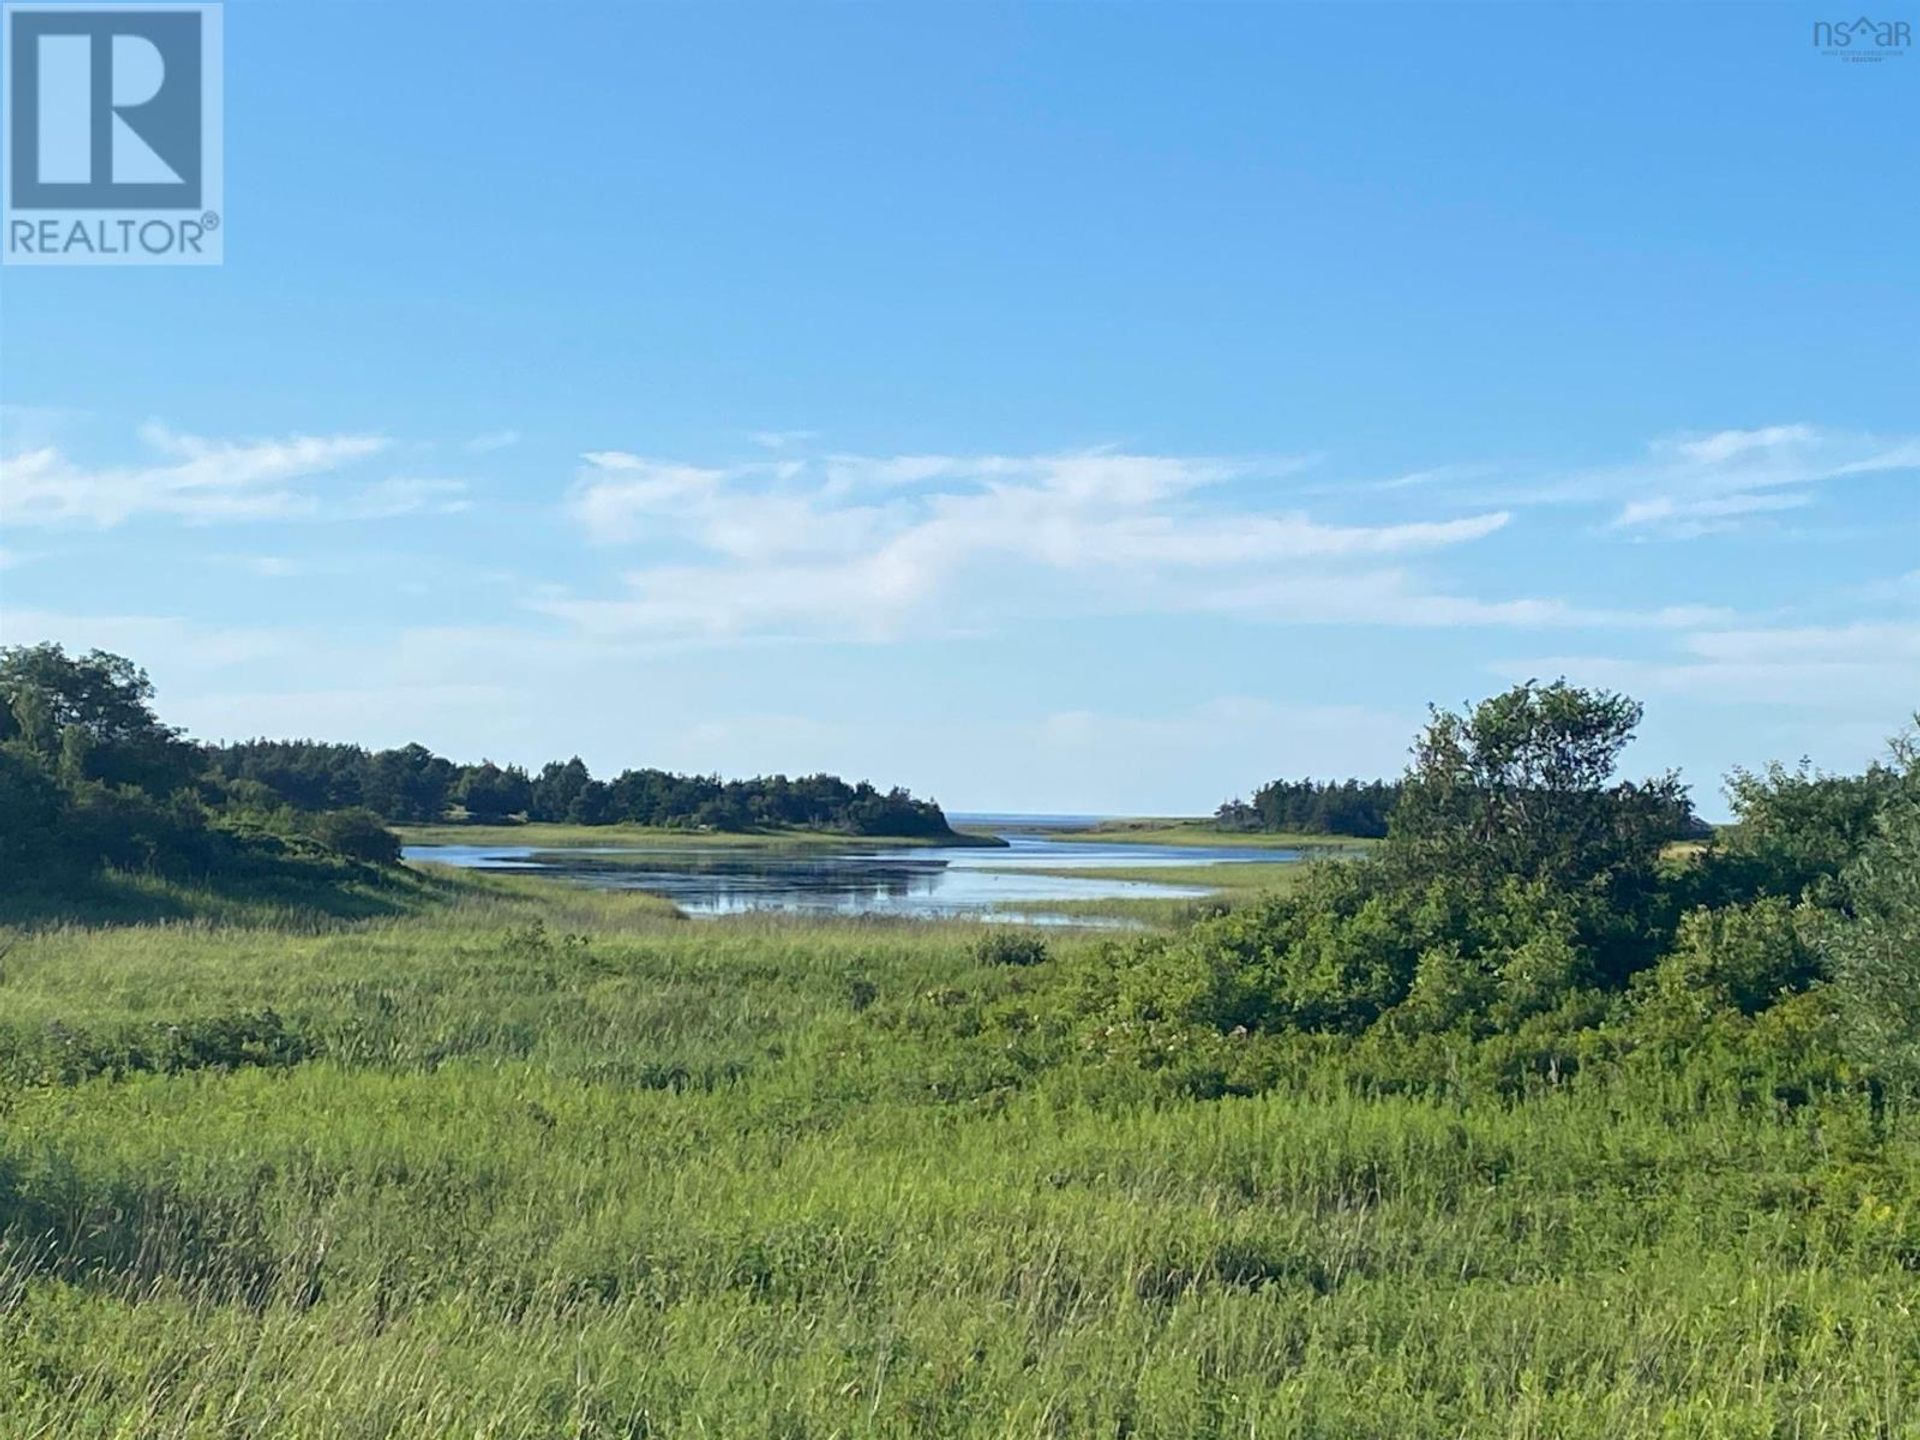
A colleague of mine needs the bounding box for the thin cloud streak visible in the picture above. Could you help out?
[1,423,389,528]
[553,446,1528,642]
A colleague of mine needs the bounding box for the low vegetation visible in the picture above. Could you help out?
[4,671,1920,1435]
[1041,818,1377,851]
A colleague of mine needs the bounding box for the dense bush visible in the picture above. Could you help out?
[303,807,404,865]
[972,929,1050,966]
[1829,747,1920,1092]
[1014,685,1920,1107]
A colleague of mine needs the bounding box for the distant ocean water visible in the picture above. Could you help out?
[947,813,1112,830]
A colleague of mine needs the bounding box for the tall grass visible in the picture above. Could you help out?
[1,879,1915,1436]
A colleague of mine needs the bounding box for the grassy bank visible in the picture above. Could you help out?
[986,860,1309,892]
[397,821,1007,849]
[1040,817,1378,851]
[990,860,1308,927]
[0,855,460,931]
[0,876,1915,1436]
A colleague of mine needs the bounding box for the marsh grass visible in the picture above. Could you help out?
[0,856,461,930]
[986,861,1308,892]
[2,880,1917,1436]
[988,861,1305,926]
[1039,818,1378,852]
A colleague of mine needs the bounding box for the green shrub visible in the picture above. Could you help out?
[1645,897,1826,1015]
[303,807,403,865]
[0,1008,319,1088]
[972,928,1049,966]
[1830,775,1920,1095]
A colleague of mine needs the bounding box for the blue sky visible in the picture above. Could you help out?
[2,2,1916,816]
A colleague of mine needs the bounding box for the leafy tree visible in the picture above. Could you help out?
[202,738,367,810]
[1717,759,1901,904]
[360,743,457,823]
[1392,681,1686,889]
[1828,729,1920,1093]
[0,743,66,875]
[1094,681,1706,1045]
[568,778,615,825]
[454,761,532,823]
[530,757,593,823]
[0,643,195,794]
[1385,682,1692,988]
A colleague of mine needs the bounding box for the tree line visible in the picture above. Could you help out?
[1214,777,1404,838]
[0,644,958,905]
[1216,770,1710,842]
[199,740,955,836]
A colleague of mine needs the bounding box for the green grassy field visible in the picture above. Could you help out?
[1,872,1916,1437]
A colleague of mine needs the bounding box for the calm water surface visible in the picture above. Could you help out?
[403,831,1299,926]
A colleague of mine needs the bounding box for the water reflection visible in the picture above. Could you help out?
[402,832,1293,925]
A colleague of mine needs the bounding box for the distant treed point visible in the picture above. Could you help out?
[199,740,957,837]
[1214,778,1403,838]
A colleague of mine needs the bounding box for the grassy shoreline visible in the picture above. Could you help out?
[979,859,1309,891]
[396,821,1008,849]
[986,860,1311,926]
[1032,816,1379,850]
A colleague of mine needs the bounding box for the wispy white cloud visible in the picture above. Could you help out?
[1503,619,1920,712]
[0,423,389,528]
[1182,571,1733,631]
[749,429,818,450]
[1611,489,1812,537]
[465,429,521,453]
[551,446,1539,641]
[1532,424,1920,538]
[1305,461,1497,497]
[569,455,742,542]
[344,476,471,519]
